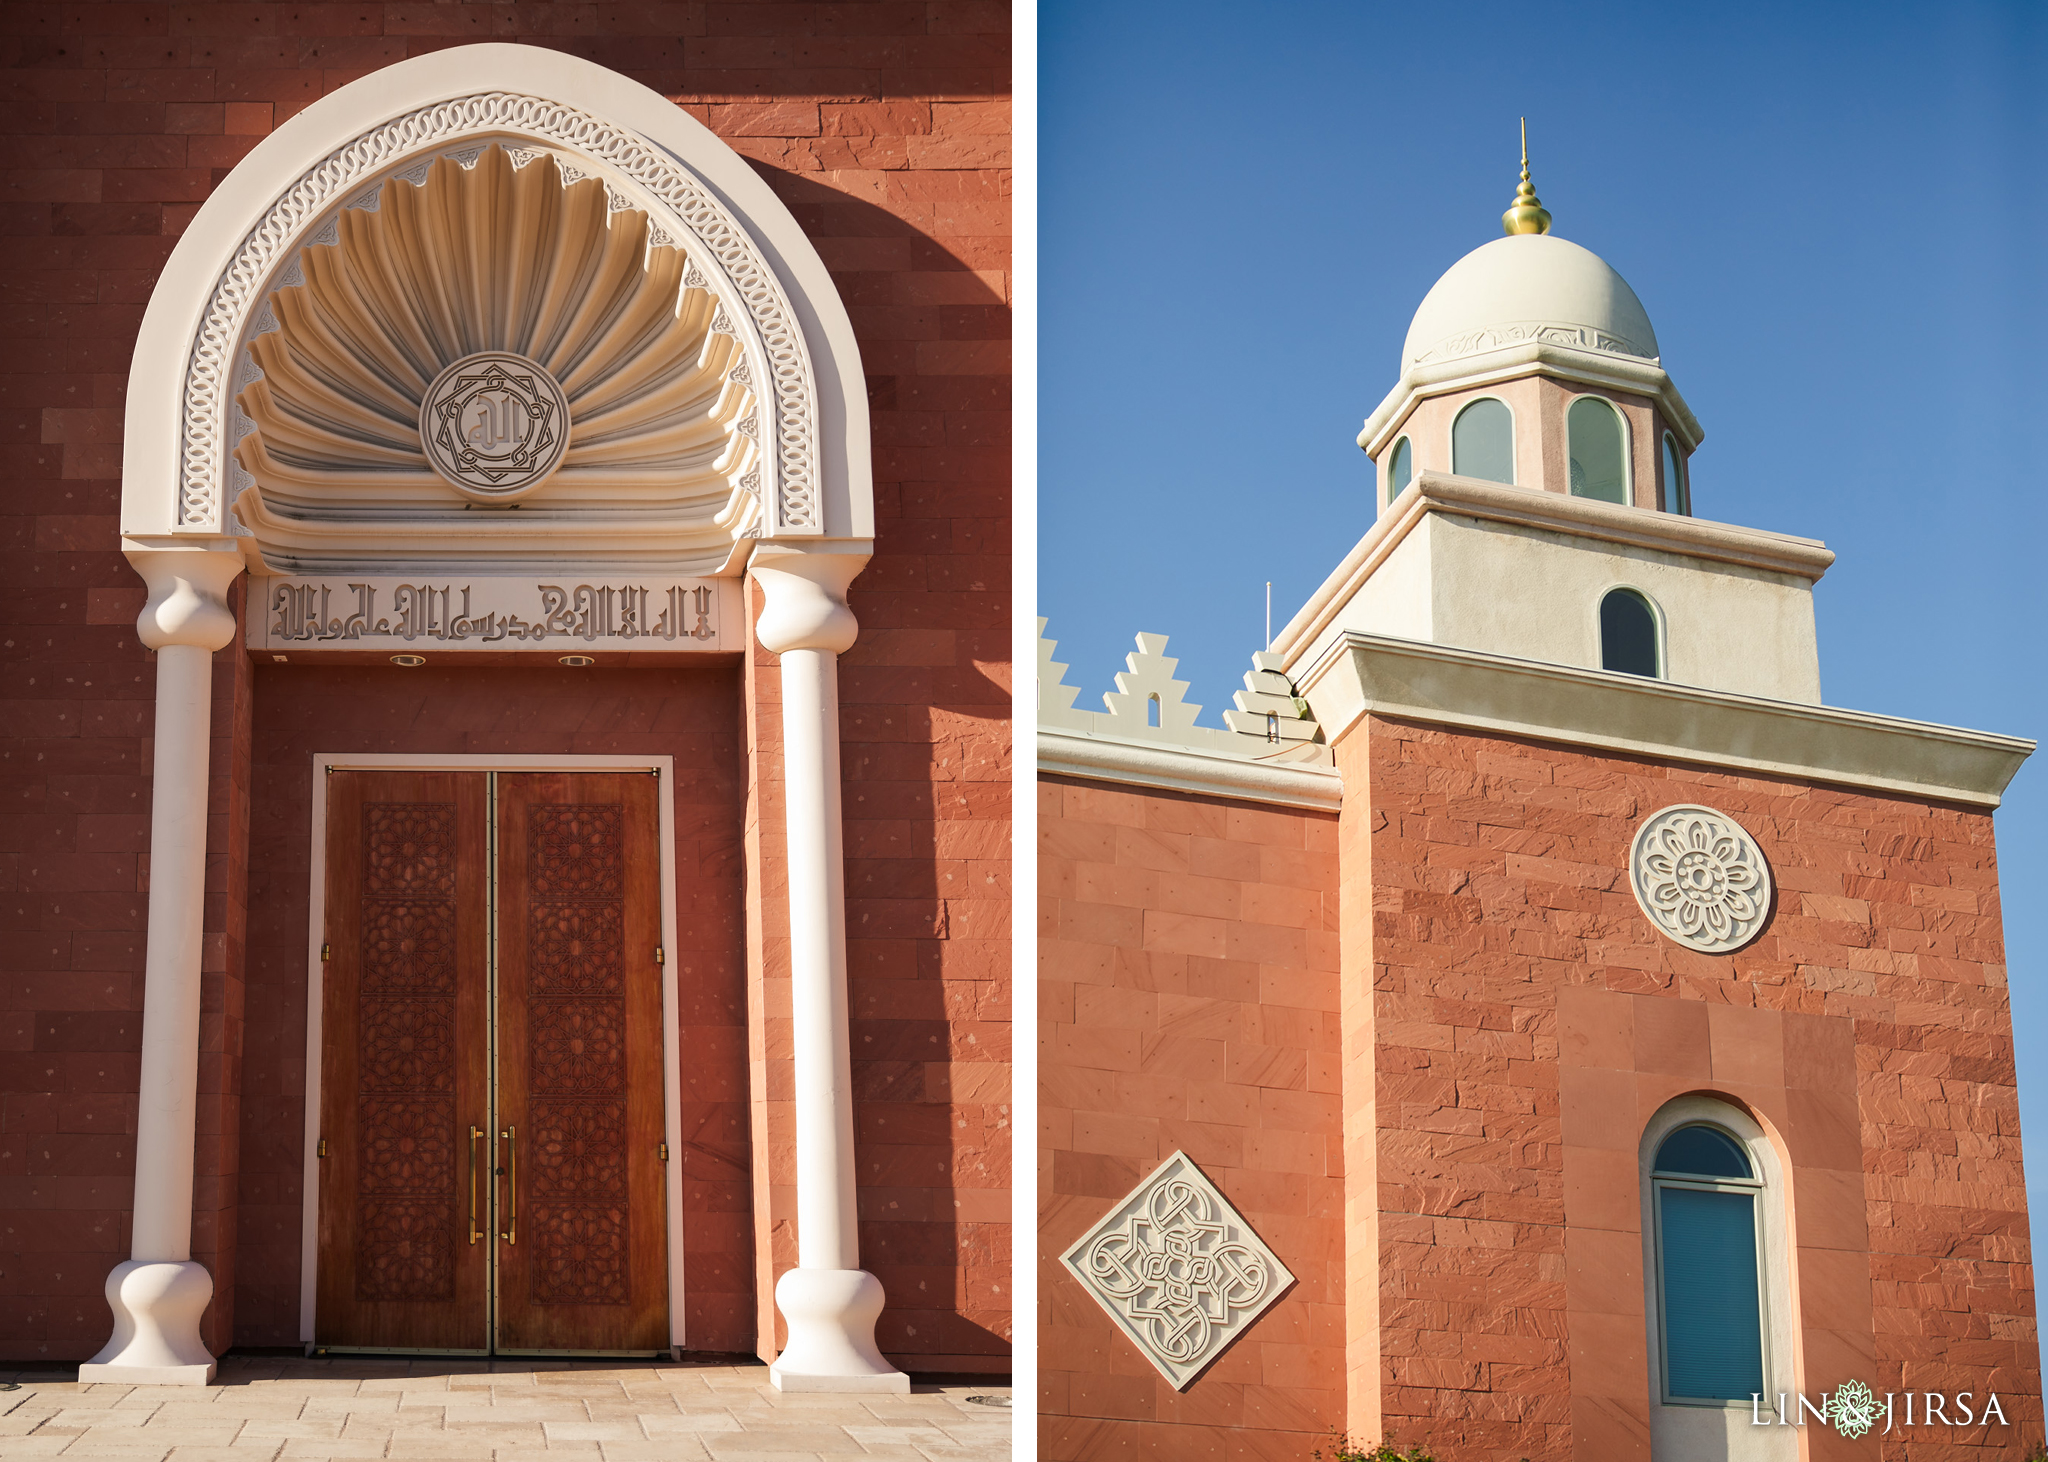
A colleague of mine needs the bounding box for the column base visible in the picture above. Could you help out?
[79,1260,217,1386]
[768,1267,910,1393]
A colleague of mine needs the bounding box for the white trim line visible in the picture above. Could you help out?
[1038,727,1343,811]
[1271,471,1835,673]
[1358,339,1704,456]
[1297,631,2033,808]
[299,752,687,1351]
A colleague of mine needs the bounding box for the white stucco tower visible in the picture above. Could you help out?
[1282,148,1835,716]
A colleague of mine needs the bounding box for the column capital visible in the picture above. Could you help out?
[122,536,247,652]
[749,542,871,655]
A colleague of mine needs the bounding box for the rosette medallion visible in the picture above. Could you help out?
[1628,804,1773,954]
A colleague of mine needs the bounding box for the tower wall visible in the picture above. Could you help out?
[1036,708,2041,1459]
[1350,712,2037,1460]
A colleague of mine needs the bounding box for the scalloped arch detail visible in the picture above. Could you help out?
[179,89,820,536]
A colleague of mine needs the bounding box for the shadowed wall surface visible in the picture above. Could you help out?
[0,2,1009,1368]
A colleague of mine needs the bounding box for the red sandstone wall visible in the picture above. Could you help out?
[0,3,1007,1367]
[1039,773,1344,1458]
[1353,714,2040,1461]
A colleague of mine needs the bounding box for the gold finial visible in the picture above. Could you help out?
[1501,117,1552,236]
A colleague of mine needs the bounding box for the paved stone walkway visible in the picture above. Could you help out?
[0,1356,1014,1460]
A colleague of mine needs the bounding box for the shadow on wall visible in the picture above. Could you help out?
[747,167,1013,1368]
[0,10,1009,1366]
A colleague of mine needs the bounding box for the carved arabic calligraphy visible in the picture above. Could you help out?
[419,351,571,500]
[263,579,722,647]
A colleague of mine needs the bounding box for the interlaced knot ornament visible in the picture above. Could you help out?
[1628,804,1773,954]
[1060,1152,1295,1389]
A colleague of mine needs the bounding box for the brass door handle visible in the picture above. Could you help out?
[498,1125,517,1245]
[468,1126,484,1246]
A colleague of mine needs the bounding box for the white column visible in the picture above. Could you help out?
[82,539,245,1386]
[751,545,907,1394]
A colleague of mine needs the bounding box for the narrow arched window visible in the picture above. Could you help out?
[1385,435,1413,507]
[1661,432,1691,516]
[1652,1123,1766,1404]
[1600,588,1659,677]
[1451,399,1513,485]
[1567,395,1627,504]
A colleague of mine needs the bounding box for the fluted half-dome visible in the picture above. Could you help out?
[235,145,756,515]
[1401,233,1658,370]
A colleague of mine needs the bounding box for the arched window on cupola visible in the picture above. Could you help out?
[1650,1121,1769,1405]
[1385,435,1413,508]
[1661,432,1692,516]
[1451,398,1514,484]
[1568,395,1628,504]
[1600,587,1660,678]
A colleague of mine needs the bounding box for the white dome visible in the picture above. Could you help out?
[1401,233,1658,369]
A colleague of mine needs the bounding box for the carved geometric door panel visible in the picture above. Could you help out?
[316,770,492,1351]
[491,773,667,1353]
[315,768,667,1355]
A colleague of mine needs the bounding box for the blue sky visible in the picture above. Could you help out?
[1038,0,2048,1353]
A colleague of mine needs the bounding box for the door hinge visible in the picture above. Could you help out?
[655,946,665,966]
[659,1142,669,1162]
[321,943,331,961]
[317,1138,328,1159]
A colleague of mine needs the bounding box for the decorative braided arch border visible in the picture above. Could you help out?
[183,93,812,534]
[122,45,873,548]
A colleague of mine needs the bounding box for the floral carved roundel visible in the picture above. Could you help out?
[1628,804,1773,954]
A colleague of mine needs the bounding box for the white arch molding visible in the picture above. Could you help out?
[98,45,898,1392]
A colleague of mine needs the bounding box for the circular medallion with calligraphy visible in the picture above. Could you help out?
[1628,804,1773,954]
[419,351,570,500]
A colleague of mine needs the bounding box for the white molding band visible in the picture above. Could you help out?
[1271,471,1834,681]
[1358,339,1704,456]
[1035,623,1333,807]
[1038,727,1343,811]
[1297,630,2033,808]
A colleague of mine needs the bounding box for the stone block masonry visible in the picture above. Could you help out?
[1037,702,2039,1459]
[0,2,1007,1370]
[1350,713,2038,1461]
[1039,774,1345,1459]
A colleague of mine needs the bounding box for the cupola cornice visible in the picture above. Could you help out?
[1359,341,1703,459]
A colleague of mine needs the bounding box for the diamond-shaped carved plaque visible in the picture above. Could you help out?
[1060,1151,1295,1389]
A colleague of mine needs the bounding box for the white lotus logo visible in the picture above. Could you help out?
[1826,1380,1879,1439]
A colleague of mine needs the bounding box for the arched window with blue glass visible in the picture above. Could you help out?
[1385,435,1413,508]
[1661,431,1692,517]
[1651,1122,1768,1405]
[1600,587,1661,678]
[1451,398,1514,485]
[1567,395,1628,504]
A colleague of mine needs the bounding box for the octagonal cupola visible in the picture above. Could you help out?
[1361,134,1703,519]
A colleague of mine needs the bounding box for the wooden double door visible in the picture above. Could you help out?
[315,770,668,1354]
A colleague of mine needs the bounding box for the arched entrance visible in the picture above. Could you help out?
[91,43,901,1392]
